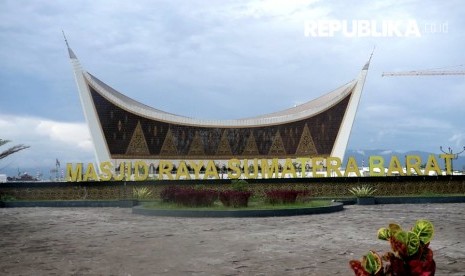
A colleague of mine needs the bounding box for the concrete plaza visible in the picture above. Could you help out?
[1,204,464,275]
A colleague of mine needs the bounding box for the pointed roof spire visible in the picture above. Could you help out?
[62,30,77,59]
[362,46,375,71]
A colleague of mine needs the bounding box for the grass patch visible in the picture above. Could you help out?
[142,199,331,211]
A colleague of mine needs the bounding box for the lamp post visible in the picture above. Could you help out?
[439,146,465,174]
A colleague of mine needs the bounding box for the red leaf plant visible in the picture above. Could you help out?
[264,189,309,204]
[218,190,252,208]
[349,219,435,275]
[160,186,217,207]
[160,186,180,202]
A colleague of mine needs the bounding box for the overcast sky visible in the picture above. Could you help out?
[1,0,464,174]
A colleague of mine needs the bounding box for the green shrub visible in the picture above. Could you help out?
[231,179,248,191]
[348,185,376,197]
[133,187,153,199]
[0,194,16,201]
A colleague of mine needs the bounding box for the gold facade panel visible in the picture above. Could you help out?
[243,131,260,156]
[159,128,178,156]
[126,121,150,156]
[216,130,233,156]
[268,130,287,155]
[188,131,205,156]
[296,123,318,156]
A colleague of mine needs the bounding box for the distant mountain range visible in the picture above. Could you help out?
[343,149,465,171]
[1,149,465,180]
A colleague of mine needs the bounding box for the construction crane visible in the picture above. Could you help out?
[382,65,465,77]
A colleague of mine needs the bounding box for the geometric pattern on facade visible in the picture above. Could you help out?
[125,121,150,156]
[159,128,178,156]
[268,130,287,156]
[295,123,318,156]
[89,85,352,159]
[243,131,260,156]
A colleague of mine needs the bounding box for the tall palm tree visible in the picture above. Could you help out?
[0,139,30,160]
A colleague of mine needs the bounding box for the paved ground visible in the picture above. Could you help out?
[0,204,464,276]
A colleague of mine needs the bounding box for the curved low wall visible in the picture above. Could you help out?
[132,202,344,218]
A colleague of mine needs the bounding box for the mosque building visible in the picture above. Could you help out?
[66,41,370,168]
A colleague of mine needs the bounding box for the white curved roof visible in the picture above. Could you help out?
[85,71,356,128]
